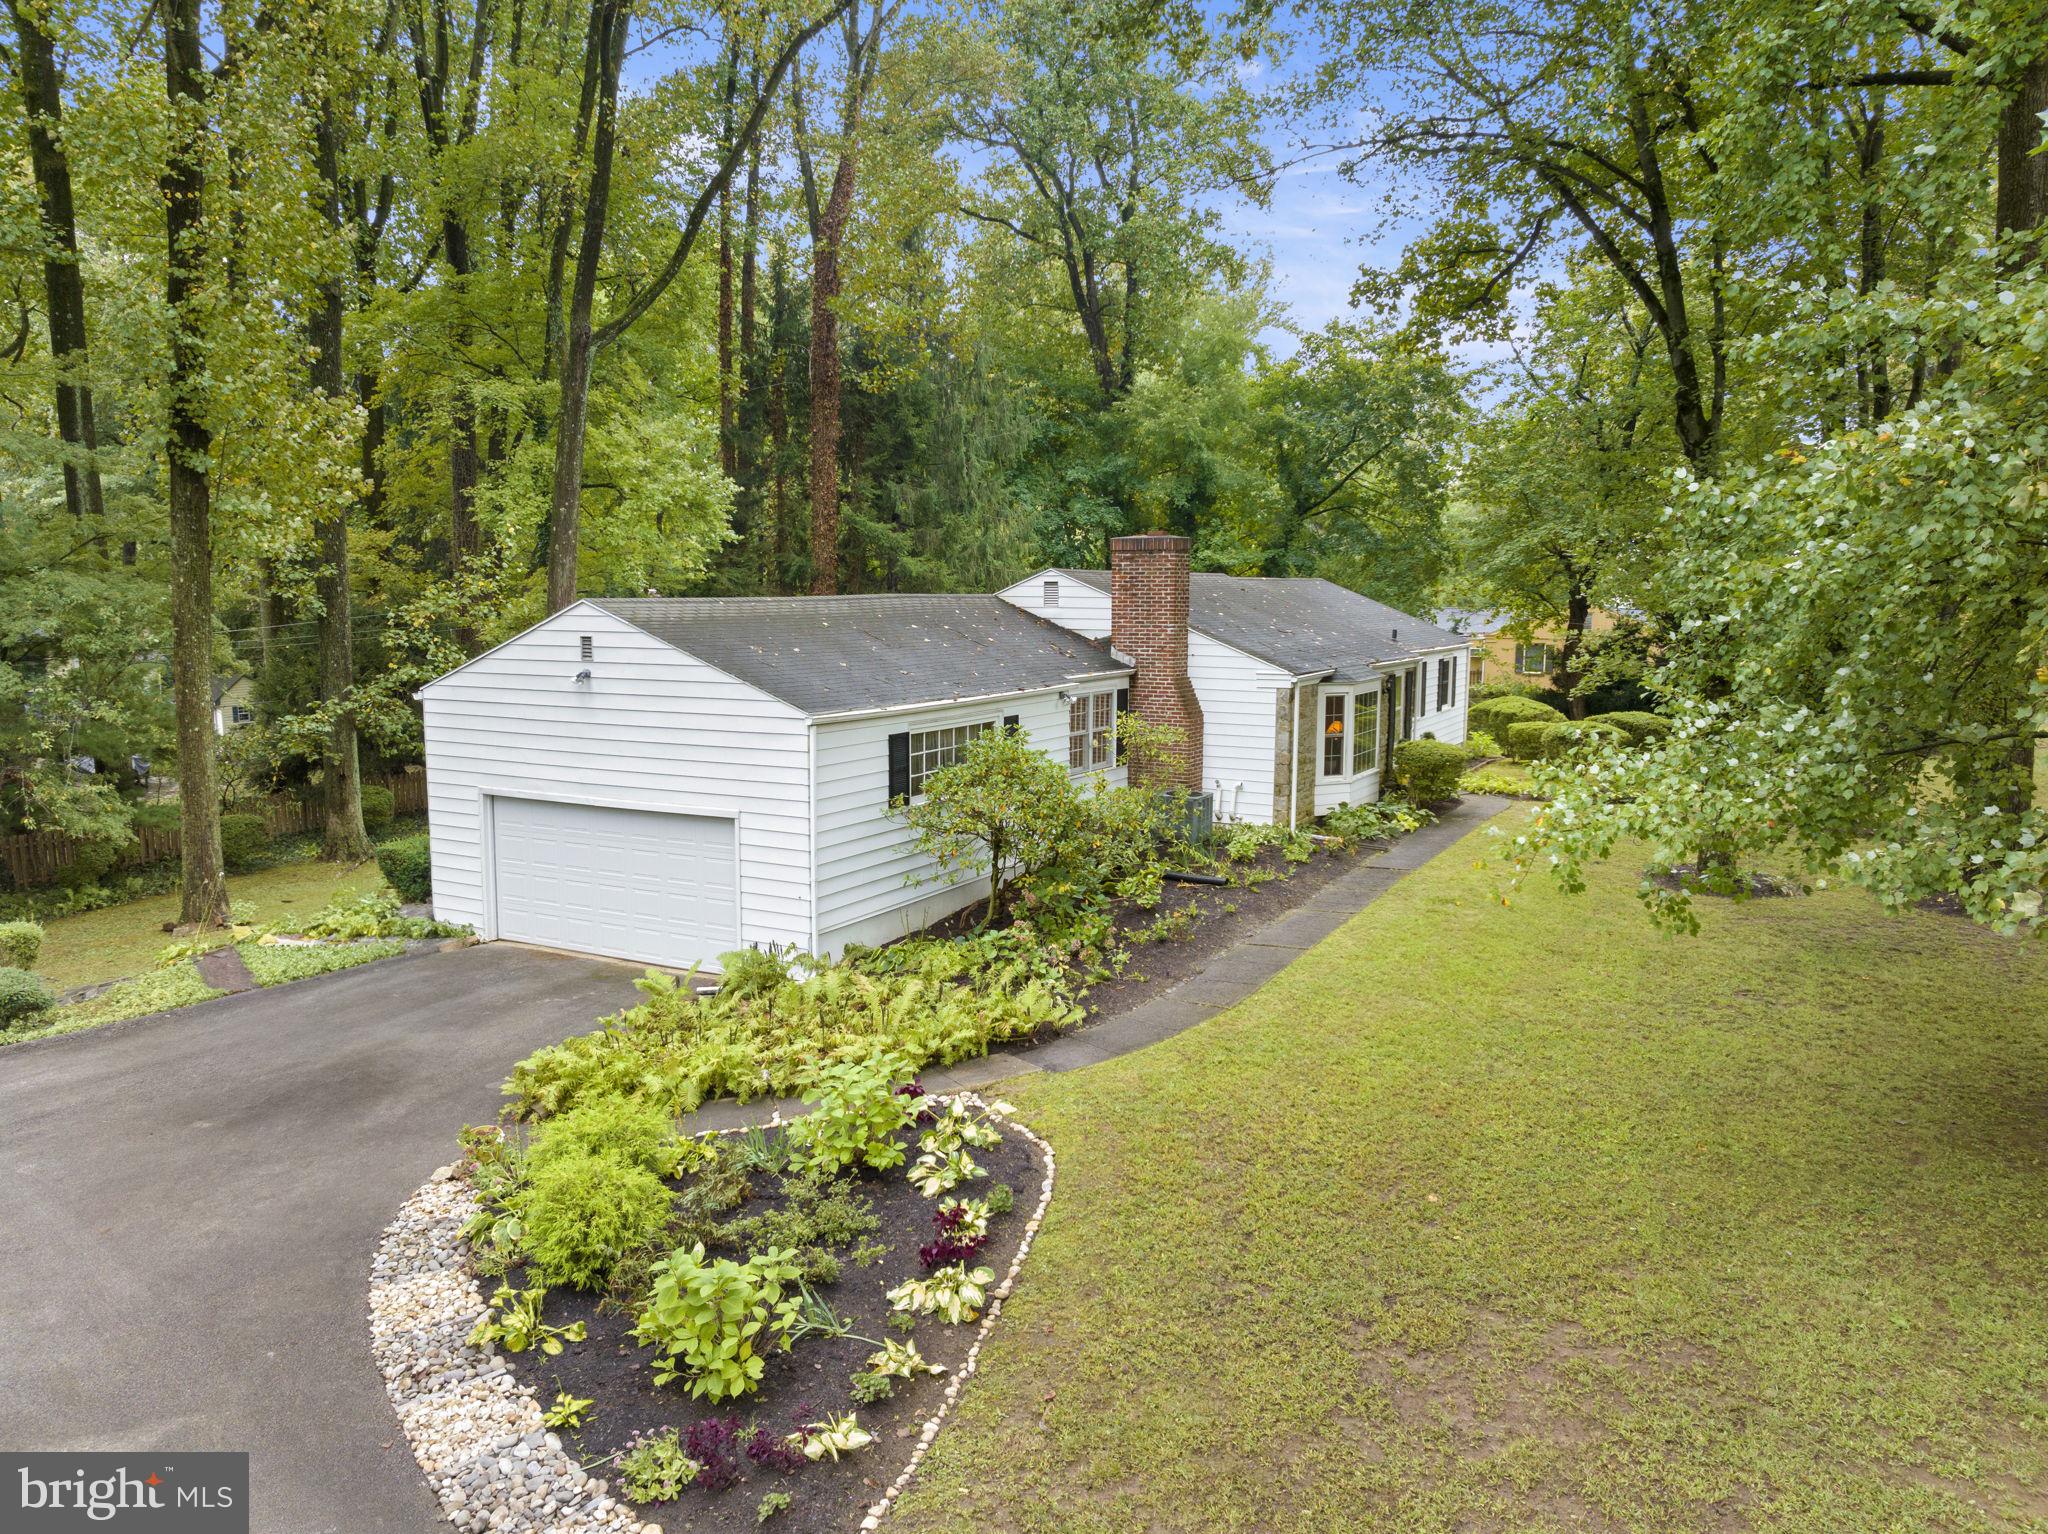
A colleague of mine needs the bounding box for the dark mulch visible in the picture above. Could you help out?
[1649,864,1803,900]
[1082,841,1375,1021]
[916,837,1396,1026]
[498,1120,1046,1534]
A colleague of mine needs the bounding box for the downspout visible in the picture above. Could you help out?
[806,720,819,957]
[1288,680,1303,829]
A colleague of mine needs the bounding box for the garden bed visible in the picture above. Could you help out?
[388,1091,1053,1534]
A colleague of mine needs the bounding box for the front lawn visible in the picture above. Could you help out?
[891,812,2048,1533]
[35,858,389,991]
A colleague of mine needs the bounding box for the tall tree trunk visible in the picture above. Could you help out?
[7,0,105,526]
[545,0,627,613]
[1557,586,1592,719]
[807,142,858,594]
[312,103,371,862]
[738,122,760,485]
[717,41,738,480]
[162,0,229,928]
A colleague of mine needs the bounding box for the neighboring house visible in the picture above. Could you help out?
[418,536,1466,970]
[211,674,256,735]
[1436,607,1619,692]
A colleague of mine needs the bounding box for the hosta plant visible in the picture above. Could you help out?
[631,1244,804,1400]
[865,1337,944,1379]
[888,1264,995,1325]
[466,1286,586,1356]
[936,1196,993,1239]
[543,1391,594,1429]
[909,1146,984,1198]
[796,1412,873,1463]
[918,1098,1010,1156]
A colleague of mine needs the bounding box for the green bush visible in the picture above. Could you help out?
[1463,731,1501,760]
[1393,739,1467,802]
[56,836,122,890]
[0,920,44,970]
[375,834,432,902]
[218,812,271,871]
[527,1094,684,1180]
[1594,710,1672,745]
[0,966,54,1025]
[1530,719,1631,760]
[631,1242,804,1399]
[359,783,395,832]
[506,929,1081,1121]
[1505,720,1554,760]
[517,1147,674,1290]
[1469,694,1567,744]
[903,726,1087,925]
[1471,678,1553,703]
[1459,767,1542,798]
[784,1053,917,1174]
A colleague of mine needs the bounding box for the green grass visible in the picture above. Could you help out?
[33,858,389,991]
[4,964,226,1046]
[894,814,2048,1533]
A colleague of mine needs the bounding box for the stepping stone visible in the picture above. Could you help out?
[192,946,258,995]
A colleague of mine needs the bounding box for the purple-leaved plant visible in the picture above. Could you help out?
[683,1416,744,1491]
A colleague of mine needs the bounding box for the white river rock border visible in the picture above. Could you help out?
[366,1094,1055,1534]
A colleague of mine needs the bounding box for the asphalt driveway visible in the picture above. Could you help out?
[0,941,646,1534]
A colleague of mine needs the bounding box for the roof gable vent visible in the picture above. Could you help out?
[1044,578,1060,607]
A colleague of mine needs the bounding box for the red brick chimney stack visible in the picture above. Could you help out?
[1109,534,1204,791]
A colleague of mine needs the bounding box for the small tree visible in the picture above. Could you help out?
[903,726,1085,925]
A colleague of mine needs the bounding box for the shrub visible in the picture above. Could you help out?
[1469,694,1566,744]
[1463,731,1501,761]
[375,833,432,903]
[1459,767,1543,798]
[1393,739,1467,802]
[631,1243,804,1399]
[0,920,43,970]
[0,966,55,1025]
[1595,710,1672,745]
[1530,719,1631,760]
[527,1094,684,1180]
[55,835,122,890]
[505,935,1081,1121]
[218,812,270,871]
[516,1148,673,1290]
[1471,678,1553,703]
[783,1053,916,1173]
[1505,720,1554,760]
[903,726,1088,924]
[359,783,395,832]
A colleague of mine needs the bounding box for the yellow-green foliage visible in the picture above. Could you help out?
[505,941,1081,1121]
[516,1149,674,1291]
[527,1094,685,1179]
[0,920,44,969]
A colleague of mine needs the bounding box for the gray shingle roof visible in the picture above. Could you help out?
[590,595,1129,717]
[1057,571,1465,680]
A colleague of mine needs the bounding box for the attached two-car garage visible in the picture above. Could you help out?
[488,796,738,969]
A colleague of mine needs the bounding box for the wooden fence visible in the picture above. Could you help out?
[0,772,426,891]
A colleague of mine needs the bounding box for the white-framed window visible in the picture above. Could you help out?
[1322,693,1347,777]
[230,704,254,725]
[908,721,990,799]
[1515,642,1553,675]
[1353,690,1379,773]
[1043,578,1060,607]
[1067,690,1115,771]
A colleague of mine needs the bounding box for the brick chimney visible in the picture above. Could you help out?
[1109,534,1204,791]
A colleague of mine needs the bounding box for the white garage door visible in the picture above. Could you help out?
[490,797,739,968]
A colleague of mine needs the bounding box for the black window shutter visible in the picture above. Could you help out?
[1116,687,1130,715]
[1002,713,1020,732]
[887,731,910,802]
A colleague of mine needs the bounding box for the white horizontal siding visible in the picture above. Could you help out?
[812,689,1126,954]
[1000,570,1286,825]
[420,603,812,960]
[1408,646,1471,746]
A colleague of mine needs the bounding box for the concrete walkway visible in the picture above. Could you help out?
[686,793,1512,1129]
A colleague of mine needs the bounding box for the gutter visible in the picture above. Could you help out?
[804,670,1132,725]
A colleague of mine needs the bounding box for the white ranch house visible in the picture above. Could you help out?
[418,536,1467,970]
